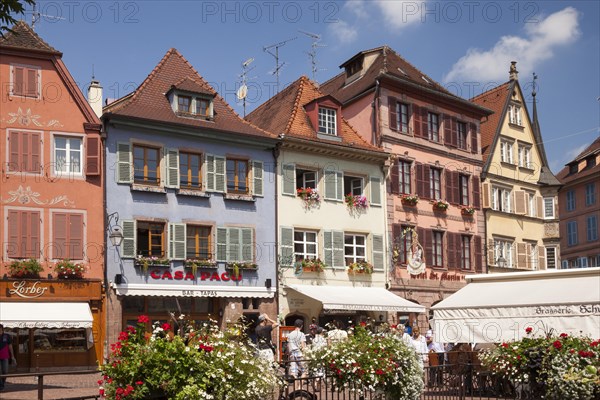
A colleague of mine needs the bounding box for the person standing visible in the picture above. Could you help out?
[327,320,348,345]
[286,319,307,378]
[255,314,279,363]
[408,326,428,369]
[0,324,16,391]
[426,330,445,387]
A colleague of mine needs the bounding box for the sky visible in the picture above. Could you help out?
[19,0,600,174]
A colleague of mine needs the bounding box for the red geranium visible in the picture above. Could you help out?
[138,315,149,324]
[161,323,171,331]
[553,340,562,350]
[525,327,533,334]
[559,333,568,338]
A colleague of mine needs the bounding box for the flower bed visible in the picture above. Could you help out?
[7,258,43,278]
[297,187,320,208]
[347,260,374,274]
[54,259,86,279]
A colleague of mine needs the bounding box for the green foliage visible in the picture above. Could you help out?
[54,259,85,279]
[8,258,43,278]
[0,0,35,36]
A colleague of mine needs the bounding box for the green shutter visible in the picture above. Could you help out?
[241,228,254,262]
[168,223,186,260]
[216,227,228,262]
[215,156,226,193]
[372,234,384,270]
[323,231,333,268]
[116,142,132,183]
[324,170,337,200]
[121,220,136,258]
[165,149,179,188]
[336,172,343,201]
[280,227,294,267]
[252,160,264,197]
[332,230,345,268]
[370,177,382,207]
[228,227,240,262]
[206,154,215,191]
[282,163,296,196]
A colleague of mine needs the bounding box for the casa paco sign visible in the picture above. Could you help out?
[149,270,243,282]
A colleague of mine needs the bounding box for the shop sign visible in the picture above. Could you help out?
[8,281,49,298]
[150,270,242,282]
[535,304,600,316]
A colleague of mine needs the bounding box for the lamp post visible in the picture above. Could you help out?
[497,256,507,268]
[109,227,124,247]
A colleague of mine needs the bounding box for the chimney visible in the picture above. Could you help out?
[509,61,518,81]
[87,79,103,118]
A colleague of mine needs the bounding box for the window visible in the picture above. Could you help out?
[296,169,317,190]
[518,145,531,168]
[318,107,337,135]
[544,197,555,219]
[226,158,249,194]
[586,183,596,206]
[396,103,409,133]
[500,140,514,164]
[195,99,210,117]
[546,247,557,269]
[529,243,538,270]
[294,230,318,261]
[216,227,254,262]
[587,215,598,242]
[492,186,512,212]
[6,209,40,258]
[509,104,522,125]
[567,221,578,246]
[457,122,467,150]
[7,131,41,173]
[11,64,39,97]
[177,95,191,113]
[344,175,363,196]
[429,168,441,199]
[494,239,514,268]
[344,234,366,265]
[399,161,411,195]
[527,192,536,217]
[431,231,443,267]
[54,137,82,175]
[461,235,471,270]
[137,222,165,257]
[586,156,597,169]
[566,190,576,211]
[427,112,439,141]
[186,225,211,259]
[396,226,412,264]
[459,174,469,205]
[179,152,202,189]
[133,145,160,185]
[569,163,578,175]
[52,213,84,260]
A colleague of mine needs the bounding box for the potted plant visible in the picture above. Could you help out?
[296,187,321,208]
[347,260,374,274]
[461,205,476,216]
[135,255,170,273]
[431,199,449,212]
[184,258,217,275]
[7,258,43,278]
[400,194,419,206]
[344,194,368,210]
[54,259,86,279]
[297,258,326,273]
[226,262,258,279]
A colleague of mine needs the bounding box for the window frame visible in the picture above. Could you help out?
[186,225,212,259]
[543,197,555,219]
[518,144,532,169]
[10,63,41,98]
[53,135,83,176]
[500,140,514,164]
[427,112,439,142]
[567,220,578,246]
[133,144,161,186]
[396,103,409,133]
[494,239,514,268]
[293,230,318,261]
[179,151,203,190]
[399,160,412,195]
[509,104,522,126]
[318,107,337,135]
[431,231,443,268]
[460,235,471,270]
[344,233,366,265]
[566,190,576,211]
[459,174,469,206]
[457,121,468,150]
[429,168,442,199]
[226,158,249,194]
[492,185,512,212]
[177,95,192,113]
[296,168,318,190]
[586,183,596,206]
[136,221,166,258]
[587,215,598,242]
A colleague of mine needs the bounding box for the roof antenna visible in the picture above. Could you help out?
[532,72,538,98]
[299,30,326,82]
[30,3,65,30]
[237,57,255,117]
[92,64,95,80]
[263,37,297,94]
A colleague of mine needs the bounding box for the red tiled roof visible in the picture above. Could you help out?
[556,136,600,183]
[246,76,384,153]
[0,20,61,55]
[104,48,274,139]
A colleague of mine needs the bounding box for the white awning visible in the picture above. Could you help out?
[286,284,425,313]
[431,268,600,343]
[0,302,93,329]
[113,283,275,298]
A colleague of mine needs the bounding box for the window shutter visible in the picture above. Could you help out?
[443,115,453,146]
[517,242,527,269]
[388,97,397,131]
[7,210,20,258]
[323,231,333,268]
[324,169,337,200]
[372,234,384,271]
[392,224,402,266]
[8,131,20,171]
[390,159,400,195]
[444,169,454,204]
[538,245,546,270]
[514,190,526,214]
[412,104,421,137]
[216,227,228,262]
[336,171,343,201]
[280,227,294,267]
[420,164,431,199]
[421,107,429,138]
[282,163,296,196]
[168,223,186,260]
[116,142,132,183]
[29,132,41,173]
[487,239,495,266]
[205,154,215,191]
[423,229,432,267]
[453,172,461,205]
[252,160,264,197]
[332,230,345,268]
[85,136,101,176]
[69,214,84,260]
[451,117,458,147]
[241,228,253,262]
[470,123,478,154]
[26,68,38,97]
[481,182,490,208]
[472,176,481,209]
[27,211,40,258]
[121,220,136,258]
[474,236,483,272]
[228,228,241,262]
[165,148,180,188]
[536,196,543,219]
[370,176,381,206]
[13,66,24,95]
[214,156,226,193]
[415,163,424,197]
[447,233,456,269]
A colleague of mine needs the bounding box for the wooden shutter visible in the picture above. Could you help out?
[7,210,20,258]
[165,149,179,188]
[280,227,294,267]
[514,190,526,214]
[443,115,453,146]
[392,224,402,266]
[241,228,253,262]
[116,142,132,183]
[517,242,527,269]
[323,231,333,268]
[68,214,84,260]
[446,233,456,269]
[332,230,345,268]
[168,223,186,260]
[214,156,226,193]
[445,169,455,204]
[252,160,264,197]
[412,104,421,137]
[86,136,101,176]
[451,117,458,147]
[536,196,544,219]
[472,176,481,209]
[538,245,546,270]
[216,227,228,262]
[282,163,296,196]
[26,68,38,97]
[206,154,215,191]
[8,131,20,171]
[415,163,425,198]
[473,236,483,272]
[481,182,490,208]
[390,159,400,195]
[388,97,398,131]
[24,132,41,173]
[121,220,136,258]
[423,229,432,267]
[372,234,384,271]
[228,228,241,262]
[470,123,478,154]
[421,107,429,138]
[487,239,495,266]
[27,211,40,258]
[13,66,24,95]
[370,176,381,206]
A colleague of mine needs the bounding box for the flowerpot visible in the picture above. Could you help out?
[432,206,447,213]
[58,273,84,279]
[302,267,321,273]
[401,200,418,207]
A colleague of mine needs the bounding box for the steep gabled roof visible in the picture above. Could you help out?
[556,136,600,183]
[0,20,61,55]
[246,76,384,153]
[104,48,274,139]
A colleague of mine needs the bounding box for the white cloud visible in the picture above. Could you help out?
[344,0,369,19]
[329,20,359,45]
[444,7,580,83]
[375,0,425,29]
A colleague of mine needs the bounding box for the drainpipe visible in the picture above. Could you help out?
[372,80,381,146]
[100,118,109,363]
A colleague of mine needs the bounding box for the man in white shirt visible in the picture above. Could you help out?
[286,319,306,378]
[426,330,445,387]
[408,326,428,369]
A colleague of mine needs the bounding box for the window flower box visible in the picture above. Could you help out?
[461,206,476,216]
[344,194,368,210]
[226,262,258,278]
[295,258,326,273]
[135,256,170,273]
[296,187,321,208]
[54,259,86,279]
[347,260,374,274]
[7,258,43,279]
[400,194,419,206]
[184,258,217,275]
[431,199,449,212]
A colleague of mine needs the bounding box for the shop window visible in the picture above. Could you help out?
[137,222,165,257]
[33,328,87,353]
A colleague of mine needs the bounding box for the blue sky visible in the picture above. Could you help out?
[23,0,599,173]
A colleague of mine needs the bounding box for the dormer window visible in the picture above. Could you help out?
[174,93,213,120]
[318,107,337,136]
[569,163,578,175]
[196,98,210,117]
[346,60,362,77]
[586,155,597,169]
[178,95,192,113]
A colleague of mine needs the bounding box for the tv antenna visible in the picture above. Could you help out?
[299,30,326,81]
[30,3,65,30]
[263,37,297,94]
[237,57,256,117]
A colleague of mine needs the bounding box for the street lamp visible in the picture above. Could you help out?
[109,227,124,247]
[496,256,507,268]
